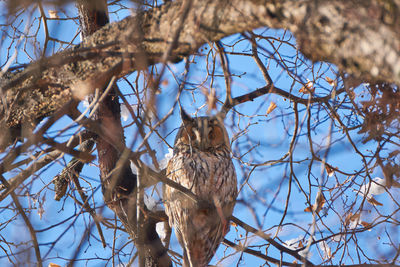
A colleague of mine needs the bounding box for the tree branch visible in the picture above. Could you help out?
[231,216,314,266]
[2,0,399,148]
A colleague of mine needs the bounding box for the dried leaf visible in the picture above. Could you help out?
[304,191,326,213]
[367,196,383,206]
[325,164,334,177]
[299,80,315,94]
[325,76,336,86]
[284,236,305,250]
[314,191,326,213]
[319,241,332,259]
[266,102,277,114]
[230,221,237,227]
[361,221,373,229]
[345,212,361,226]
[304,206,312,212]
[161,79,169,86]
[344,213,352,225]
[48,10,59,19]
[350,213,361,221]
[48,264,61,267]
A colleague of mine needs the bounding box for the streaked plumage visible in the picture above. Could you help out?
[164,112,237,267]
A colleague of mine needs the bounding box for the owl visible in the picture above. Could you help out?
[164,109,238,267]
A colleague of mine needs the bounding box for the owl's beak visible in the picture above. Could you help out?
[200,122,211,150]
[199,142,206,151]
[199,139,211,151]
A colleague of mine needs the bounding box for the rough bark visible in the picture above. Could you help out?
[1,0,399,149]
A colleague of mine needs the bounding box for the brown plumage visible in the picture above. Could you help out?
[164,110,238,267]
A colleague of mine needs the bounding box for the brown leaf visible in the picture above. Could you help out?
[345,212,360,225]
[361,221,373,229]
[325,76,336,86]
[304,206,312,212]
[314,191,326,213]
[299,80,315,94]
[161,79,169,86]
[48,10,59,19]
[350,213,361,221]
[304,191,326,213]
[367,196,383,206]
[266,102,277,114]
[325,164,334,177]
[344,213,352,225]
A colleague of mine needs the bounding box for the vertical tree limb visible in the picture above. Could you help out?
[76,1,171,266]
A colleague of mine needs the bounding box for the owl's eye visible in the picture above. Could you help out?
[188,128,196,140]
[182,126,196,141]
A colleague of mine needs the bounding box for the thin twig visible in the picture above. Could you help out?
[0,150,62,201]
[70,169,107,248]
[0,174,43,267]
[231,216,314,266]
[223,238,300,266]
[216,41,233,117]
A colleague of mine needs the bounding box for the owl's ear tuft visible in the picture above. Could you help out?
[180,107,193,124]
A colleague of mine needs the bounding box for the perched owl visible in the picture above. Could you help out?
[164,109,238,267]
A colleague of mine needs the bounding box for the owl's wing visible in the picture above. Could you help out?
[166,186,227,266]
[164,157,195,230]
[164,155,237,266]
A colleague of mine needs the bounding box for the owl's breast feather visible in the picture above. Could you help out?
[168,149,237,201]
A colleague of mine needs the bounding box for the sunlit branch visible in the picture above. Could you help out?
[231,216,314,265]
[223,238,300,266]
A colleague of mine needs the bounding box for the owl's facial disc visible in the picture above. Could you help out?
[192,118,225,150]
[178,113,228,151]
